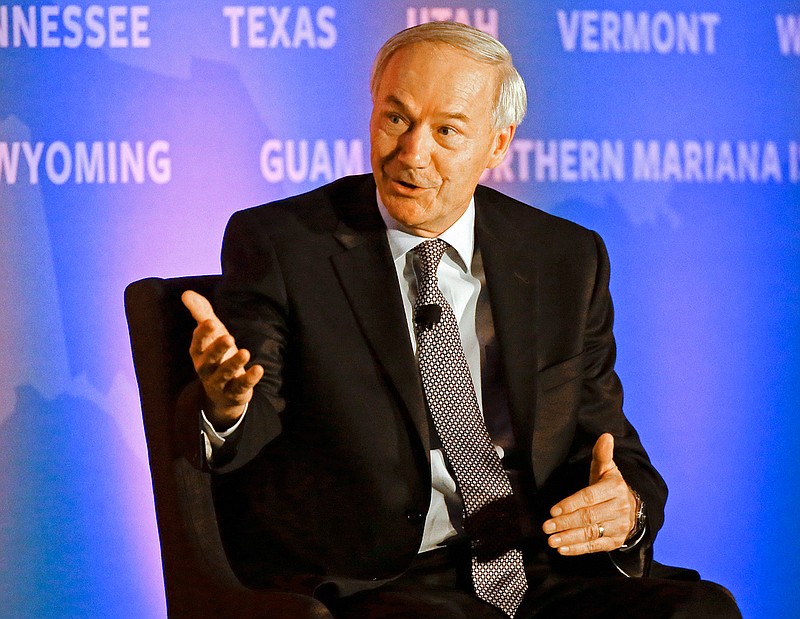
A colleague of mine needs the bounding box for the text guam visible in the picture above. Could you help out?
[260,139,364,183]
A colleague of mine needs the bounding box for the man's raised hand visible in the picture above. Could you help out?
[182,290,264,430]
[542,433,637,555]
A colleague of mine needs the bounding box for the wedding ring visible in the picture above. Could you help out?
[597,523,605,538]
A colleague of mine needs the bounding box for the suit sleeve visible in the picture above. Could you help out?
[545,230,667,576]
[591,231,669,574]
[584,231,666,539]
[177,208,291,473]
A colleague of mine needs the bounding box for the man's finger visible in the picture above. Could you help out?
[546,479,619,521]
[590,432,617,484]
[546,518,624,550]
[190,322,231,357]
[214,348,250,380]
[226,364,265,397]
[182,290,219,325]
[195,335,240,378]
[552,536,618,556]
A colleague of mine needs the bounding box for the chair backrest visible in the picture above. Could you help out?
[125,276,333,618]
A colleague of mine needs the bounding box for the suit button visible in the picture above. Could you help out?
[405,510,424,524]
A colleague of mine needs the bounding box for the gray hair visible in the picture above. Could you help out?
[370,21,527,129]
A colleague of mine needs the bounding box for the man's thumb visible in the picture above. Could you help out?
[590,432,616,484]
[182,290,217,324]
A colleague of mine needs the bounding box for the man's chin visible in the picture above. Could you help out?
[382,197,428,223]
[377,195,435,230]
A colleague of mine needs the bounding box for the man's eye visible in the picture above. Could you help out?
[389,114,402,124]
[439,127,456,136]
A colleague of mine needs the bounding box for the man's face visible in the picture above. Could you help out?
[370,42,515,237]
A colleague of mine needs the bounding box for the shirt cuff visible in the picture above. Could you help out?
[620,522,647,551]
[608,523,648,577]
[201,402,248,462]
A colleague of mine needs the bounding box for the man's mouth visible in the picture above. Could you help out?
[390,175,435,191]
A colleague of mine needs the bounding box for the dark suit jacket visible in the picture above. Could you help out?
[179,173,667,598]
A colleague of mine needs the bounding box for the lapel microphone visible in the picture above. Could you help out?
[414,304,442,330]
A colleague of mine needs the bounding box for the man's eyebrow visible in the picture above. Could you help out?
[441,110,470,123]
[382,95,470,123]
[383,95,411,113]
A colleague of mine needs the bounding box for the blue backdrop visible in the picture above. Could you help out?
[1,2,798,616]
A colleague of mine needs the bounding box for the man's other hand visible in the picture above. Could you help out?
[542,433,637,555]
[182,290,264,430]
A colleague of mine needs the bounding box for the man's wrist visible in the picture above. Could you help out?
[621,488,646,549]
[201,402,249,465]
[202,391,247,432]
[202,402,248,440]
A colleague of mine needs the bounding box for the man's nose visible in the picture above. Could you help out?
[396,126,432,167]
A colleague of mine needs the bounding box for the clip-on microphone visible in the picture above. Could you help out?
[414,303,442,330]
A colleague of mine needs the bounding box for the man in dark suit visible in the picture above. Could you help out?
[181,21,739,618]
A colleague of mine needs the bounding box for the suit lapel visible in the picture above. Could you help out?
[330,181,430,453]
[475,192,539,473]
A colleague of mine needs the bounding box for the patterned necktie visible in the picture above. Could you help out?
[413,239,528,618]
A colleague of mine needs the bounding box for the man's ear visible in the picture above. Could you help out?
[486,124,516,169]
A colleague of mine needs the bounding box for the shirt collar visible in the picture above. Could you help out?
[376,190,475,273]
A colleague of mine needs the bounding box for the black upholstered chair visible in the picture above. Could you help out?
[125,276,334,619]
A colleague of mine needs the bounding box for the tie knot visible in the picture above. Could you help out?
[413,238,449,278]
